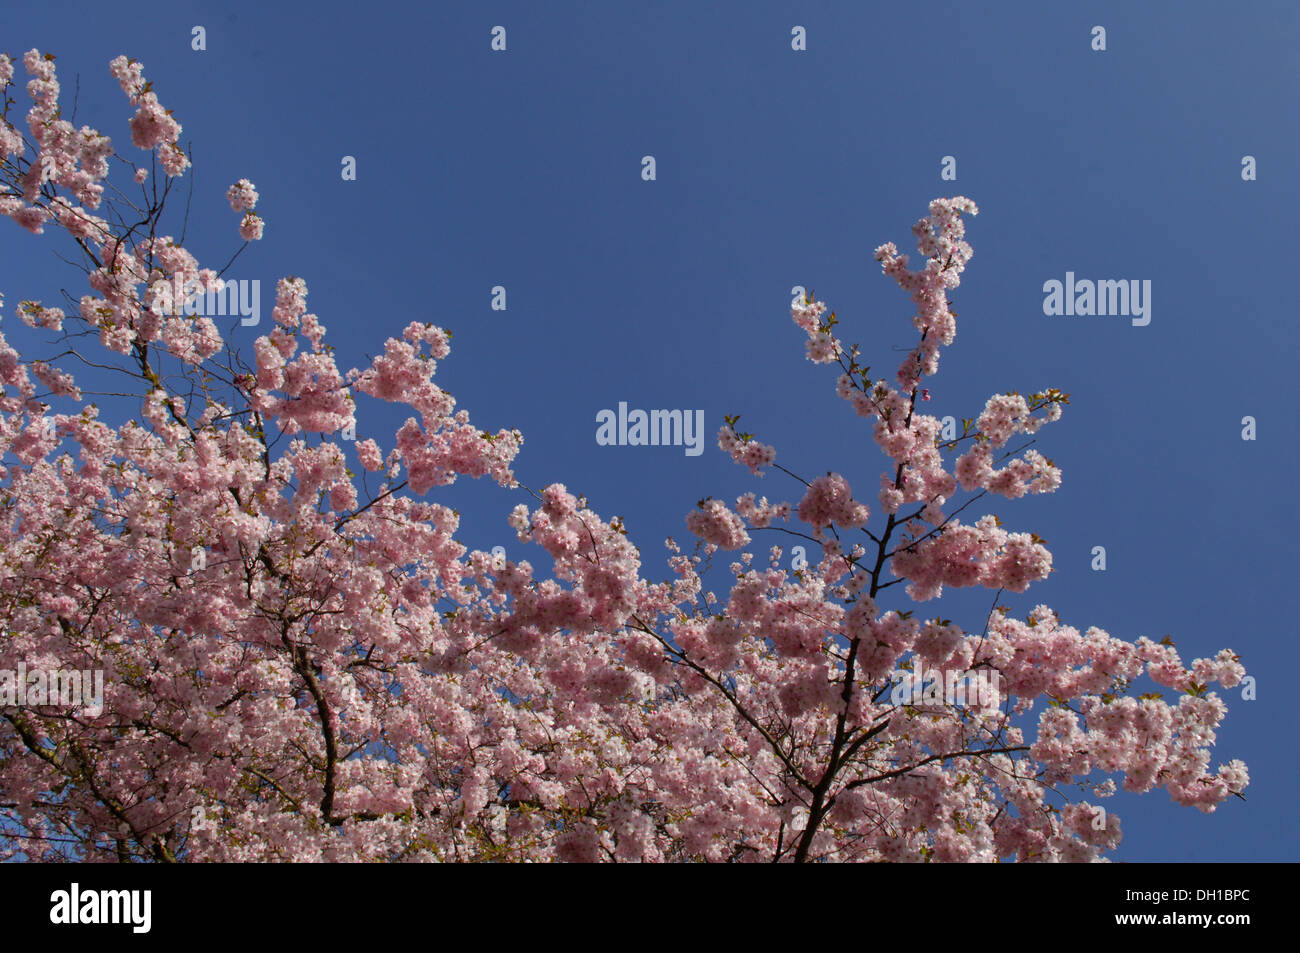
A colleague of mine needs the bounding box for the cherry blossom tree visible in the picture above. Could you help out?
[0,50,1246,862]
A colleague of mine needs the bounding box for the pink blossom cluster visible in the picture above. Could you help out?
[890,515,1054,600]
[734,492,790,528]
[226,178,259,212]
[874,196,977,394]
[685,498,752,550]
[718,425,776,475]
[2,51,118,231]
[108,54,188,175]
[227,178,264,241]
[955,444,1062,498]
[795,473,870,535]
[790,295,844,364]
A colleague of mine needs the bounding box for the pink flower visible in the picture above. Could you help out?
[796,473,870,534]
[239,213,264,241]
[685,499,751,549]
[356,439,384,472]
[226,178,259,212]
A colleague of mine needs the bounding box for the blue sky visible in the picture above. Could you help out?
[4,0,1297,861]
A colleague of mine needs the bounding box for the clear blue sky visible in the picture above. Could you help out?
[4,0,1297,861]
